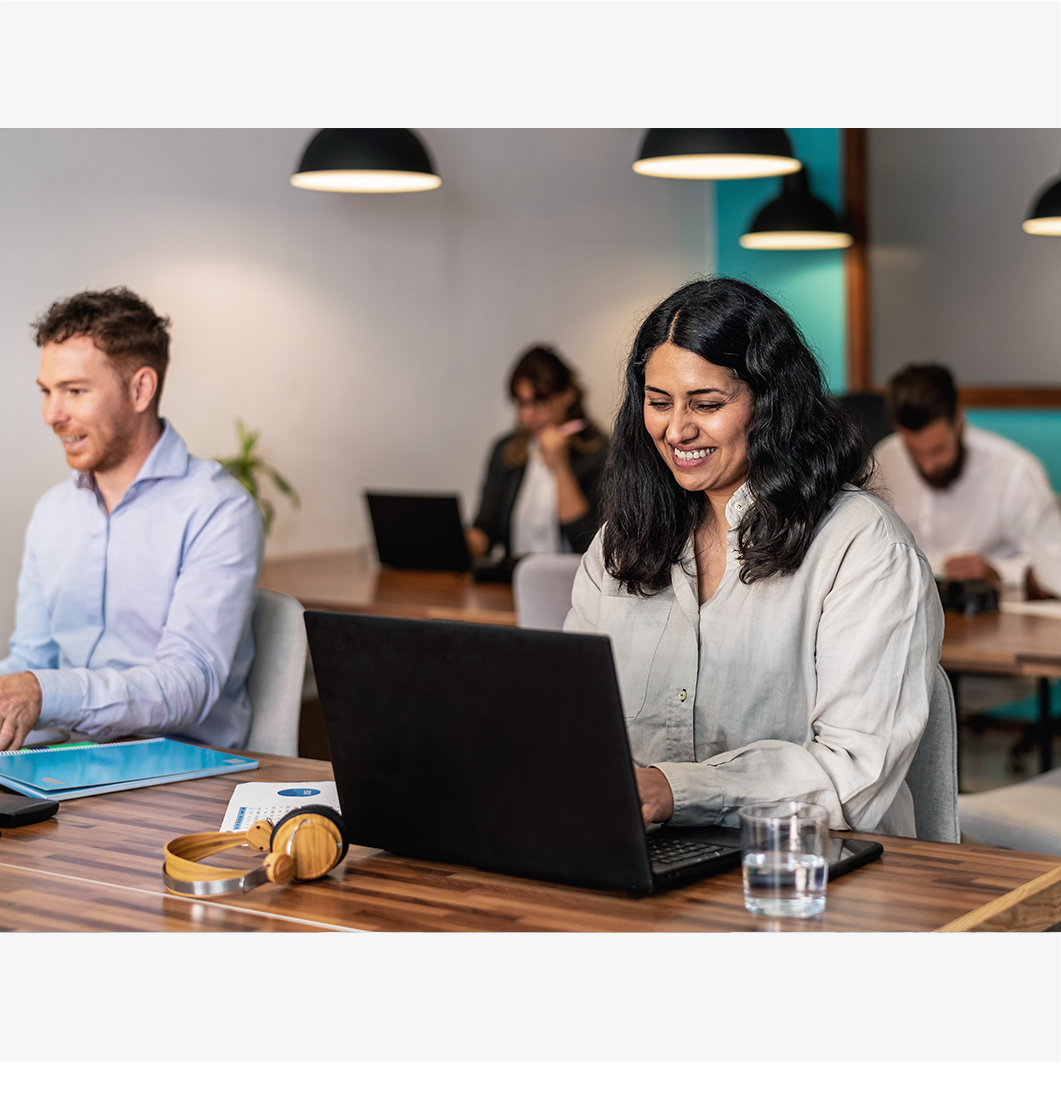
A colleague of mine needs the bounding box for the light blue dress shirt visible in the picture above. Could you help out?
[0,421,265,748]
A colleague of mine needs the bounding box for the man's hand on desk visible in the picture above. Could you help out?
[943,553,1001,583]
[635,766,674,826]
[0,672,43,751]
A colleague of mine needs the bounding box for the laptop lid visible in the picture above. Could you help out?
[305,610,657,893]
[365,491,471,571]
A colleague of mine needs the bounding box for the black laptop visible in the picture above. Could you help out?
[365,491,471,571]
[305,612,882,895]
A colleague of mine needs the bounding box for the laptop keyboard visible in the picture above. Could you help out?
[648,835,734,868]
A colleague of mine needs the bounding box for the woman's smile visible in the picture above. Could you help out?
[672,445,716,465]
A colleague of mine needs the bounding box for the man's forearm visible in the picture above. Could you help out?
[32,658,215,738]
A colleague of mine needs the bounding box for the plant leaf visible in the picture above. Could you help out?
[268,469,300,506]
[216,419,296,536]
[260,498,276,535]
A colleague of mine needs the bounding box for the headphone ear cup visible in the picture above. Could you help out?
[269,805,349,881]
[270,805,349,854]
[264,851,294,884]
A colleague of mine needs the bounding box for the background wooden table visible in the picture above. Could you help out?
[941,609,1061,676]
[263,553,1061,769]
[263,551,1061,672]
[3,753,1060,933]
[259,548,517,627]
[942,608,1061,773]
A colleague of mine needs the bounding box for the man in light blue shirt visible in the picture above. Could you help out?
[0,288,264,751]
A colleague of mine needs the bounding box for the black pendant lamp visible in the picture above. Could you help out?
[740,168,853,250]
[633,129,801,180]
[291,129,441,193]
[1022,170,1061,236]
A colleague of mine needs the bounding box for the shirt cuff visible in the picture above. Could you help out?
[651,761,726,827]
[31,669,84,726]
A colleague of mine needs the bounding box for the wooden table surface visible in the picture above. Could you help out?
[3,753,1060,933]
[941,608,1061,676]
[263,550,1061,671]
[259,548,517,627]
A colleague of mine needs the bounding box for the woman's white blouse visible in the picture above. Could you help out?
[564,484,944,836]
[511,440,561,556]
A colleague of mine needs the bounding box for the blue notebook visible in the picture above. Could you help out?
[0,737,259,801]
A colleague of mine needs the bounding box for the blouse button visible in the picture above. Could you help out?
[678,689,687,702]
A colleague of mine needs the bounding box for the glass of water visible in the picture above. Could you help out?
[739,801,829,918]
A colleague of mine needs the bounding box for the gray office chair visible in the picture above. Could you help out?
[244,588,307,757]
[513,553,583,631]
[905,664,961,843]
[958,766,1061,855]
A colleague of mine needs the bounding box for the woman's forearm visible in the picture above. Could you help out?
[555,459,589,524]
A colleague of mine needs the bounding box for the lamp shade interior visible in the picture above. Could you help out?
[291,129,441,193]
[740,230,853,250]
[1022,177,1061,235]
[633,129,800,180]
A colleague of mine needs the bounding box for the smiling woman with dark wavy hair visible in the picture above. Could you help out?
[565,278,943,838]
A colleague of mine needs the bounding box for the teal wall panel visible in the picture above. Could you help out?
[964,409,1061,492]
[984,680,1060,723]
[715,129,847,393]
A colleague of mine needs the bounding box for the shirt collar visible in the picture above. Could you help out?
[72,419,189,493]
[725,481,753,529]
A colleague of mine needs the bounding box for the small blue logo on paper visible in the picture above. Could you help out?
[278,788,320,797]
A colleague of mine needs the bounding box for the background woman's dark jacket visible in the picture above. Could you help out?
[472,430,609,557]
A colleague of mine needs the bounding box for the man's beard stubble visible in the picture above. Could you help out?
[919,438,966,490]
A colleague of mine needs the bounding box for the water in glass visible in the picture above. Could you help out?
[742,849,827,918]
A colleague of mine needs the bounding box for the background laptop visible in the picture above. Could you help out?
[365,491,471,571]
[306,611,745,894]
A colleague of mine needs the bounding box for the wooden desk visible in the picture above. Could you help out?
[3,753,1061,933]
[259,549,517,627]
[942,608,1061,772]
[941,609,1061,677]
[261,551,1061,668]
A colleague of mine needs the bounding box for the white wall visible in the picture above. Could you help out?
[0,128,713,645]
[868,128,1061,386]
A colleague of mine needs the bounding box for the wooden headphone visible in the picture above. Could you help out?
[163,805,349,896]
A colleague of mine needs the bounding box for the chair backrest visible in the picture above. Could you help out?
[245,589,307,757]
[834,392,892,450]
[904,664,960,843]
[513,553,584,631]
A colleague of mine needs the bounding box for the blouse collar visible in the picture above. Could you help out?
[725,481,753,530]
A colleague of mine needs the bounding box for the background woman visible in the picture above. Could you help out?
[467,346,608,566]
[565,279,943,836]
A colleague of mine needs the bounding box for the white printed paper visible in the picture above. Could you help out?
[219,781,341,832]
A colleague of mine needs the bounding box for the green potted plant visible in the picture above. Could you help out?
[217,419,299,535]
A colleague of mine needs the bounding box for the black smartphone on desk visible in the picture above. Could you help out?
[825,837,884,879]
